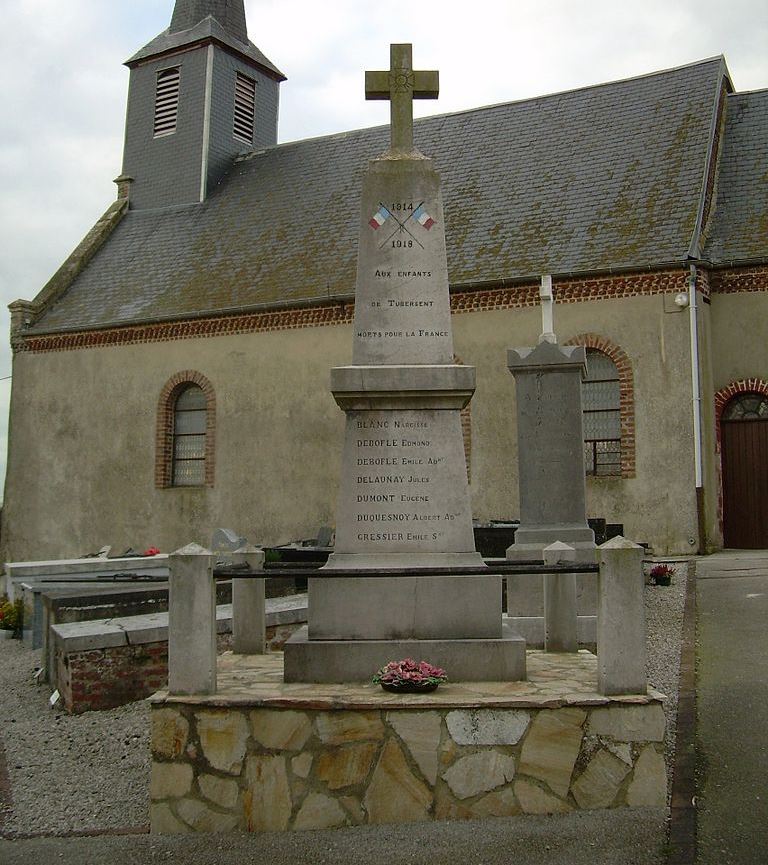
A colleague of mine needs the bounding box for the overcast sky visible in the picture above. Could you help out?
[0,0,765,498]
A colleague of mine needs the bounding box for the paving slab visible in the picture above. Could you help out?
[697,553,768,865]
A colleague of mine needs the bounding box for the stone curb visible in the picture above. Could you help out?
[51,596,308,653]
[667,559,697,864]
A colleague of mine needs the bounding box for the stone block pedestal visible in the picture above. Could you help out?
[283,623,526,683]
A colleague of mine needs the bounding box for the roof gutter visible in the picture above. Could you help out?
[688,262,706,554]
[688,263,703,490]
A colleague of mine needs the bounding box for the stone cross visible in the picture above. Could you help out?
[538,274,556,344]
[365,43,439,154]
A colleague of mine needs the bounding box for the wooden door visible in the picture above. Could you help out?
[722,417,768,548]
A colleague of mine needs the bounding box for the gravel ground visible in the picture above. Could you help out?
[643,560,689,794]
[0,641,150,836]
[0,569,689,859]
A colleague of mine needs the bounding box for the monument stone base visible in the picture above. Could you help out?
[283,622,526,683]
[149,651,668,834]
[306,570,498,640]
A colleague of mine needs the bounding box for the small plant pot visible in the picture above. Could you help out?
[380,681,440,694]
[0,629,15,640]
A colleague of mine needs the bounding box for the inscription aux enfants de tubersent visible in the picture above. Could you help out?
[357,199,448,342]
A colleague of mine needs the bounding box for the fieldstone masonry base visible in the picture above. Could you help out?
[150,651,666,832]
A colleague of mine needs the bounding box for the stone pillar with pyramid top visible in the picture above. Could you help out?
[504,276,597,640]
[284,44,526,683]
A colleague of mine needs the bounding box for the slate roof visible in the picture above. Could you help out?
[30,58,738,335]
[127,18,285,79]
[170,0,248,44]
[704,90,768,265]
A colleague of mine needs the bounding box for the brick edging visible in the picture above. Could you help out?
[0,738,12,834]
[667,559,698,864]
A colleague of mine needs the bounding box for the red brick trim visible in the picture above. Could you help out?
[451,268,693,316]
[565,334,636,479]
[155,371,216,489]
[710,265,768,295]
[454,355,472,484]
[17,269,695,355]
[19,303,355,354]
[713,379,768,536]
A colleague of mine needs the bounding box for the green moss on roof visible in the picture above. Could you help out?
[30,58,746,335]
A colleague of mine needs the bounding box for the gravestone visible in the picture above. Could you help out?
[284,44,525,683]
[505,277,596,642]
[211,528,248,557]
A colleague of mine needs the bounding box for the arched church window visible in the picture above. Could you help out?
[172,385,207,486]
[582,350,621,476]
[722,393,768,421]
[156,372,216,489]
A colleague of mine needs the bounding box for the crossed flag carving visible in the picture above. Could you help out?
[369,201,435,249]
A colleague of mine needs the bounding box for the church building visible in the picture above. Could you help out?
[3,0,767,561]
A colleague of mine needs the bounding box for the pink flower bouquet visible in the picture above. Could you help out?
[372,658,448,693]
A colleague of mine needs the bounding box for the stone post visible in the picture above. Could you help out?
[597,536,647,695]
[542,541,578,652]
[168,543,216,695]
[232,545,266,655]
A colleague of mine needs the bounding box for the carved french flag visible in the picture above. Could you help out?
[369,205,390,229]
[414,204,435,230]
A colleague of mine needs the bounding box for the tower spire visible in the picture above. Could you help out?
[170,0,248,43]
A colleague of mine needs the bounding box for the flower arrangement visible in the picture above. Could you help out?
[0,596,24,635]
[650,563,676,586]
[143,547,161,557]
[372,658,448,693]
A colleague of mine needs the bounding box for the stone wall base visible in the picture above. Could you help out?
[150,655,667,832]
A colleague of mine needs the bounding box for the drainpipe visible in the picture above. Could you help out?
[688,263,704,551]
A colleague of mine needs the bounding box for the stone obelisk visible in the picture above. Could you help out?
[284,44,525,683]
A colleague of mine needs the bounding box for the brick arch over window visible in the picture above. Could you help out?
[155,371,216,488]
[565,334,636,478]
[714,379,768,429]
[454,355,472,483]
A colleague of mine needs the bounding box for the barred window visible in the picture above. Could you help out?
[154,67,181,137]
[233,72,256,144]
[583,350,621,476]
[172,385,207,485]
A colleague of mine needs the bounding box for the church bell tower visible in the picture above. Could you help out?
[121,0,285,210]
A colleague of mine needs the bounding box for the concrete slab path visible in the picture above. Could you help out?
[697,551,768,865]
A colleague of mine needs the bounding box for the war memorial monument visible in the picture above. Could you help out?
[283,44,525,683]
[149,45,668,834]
